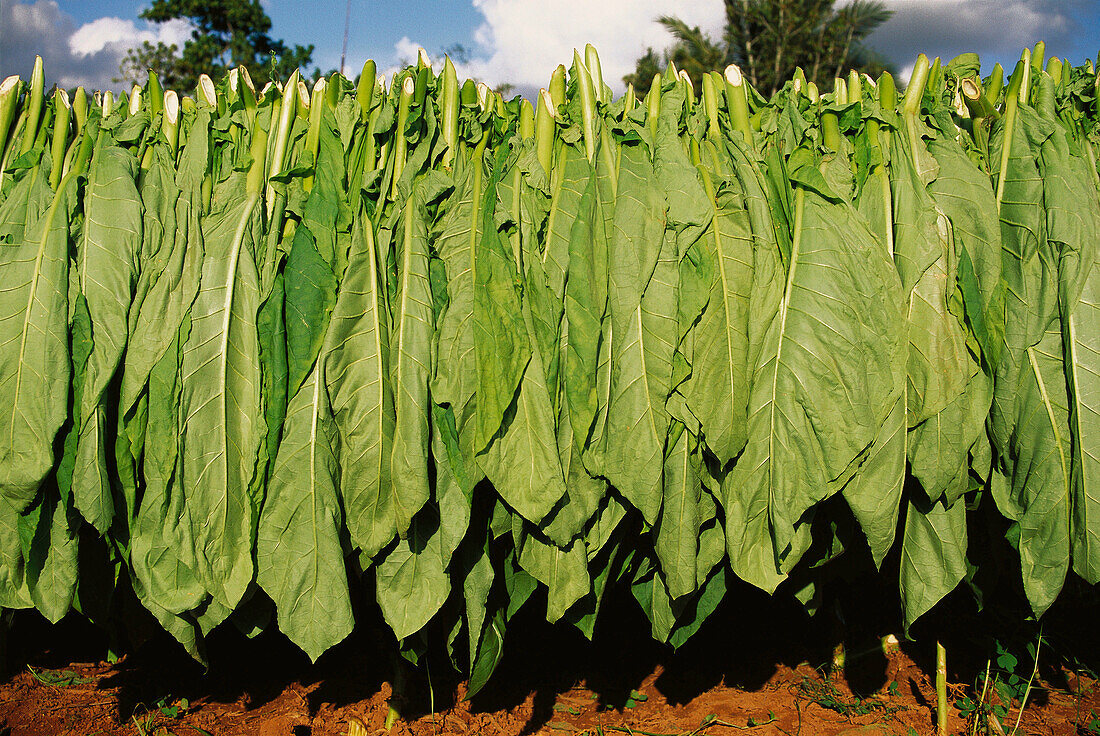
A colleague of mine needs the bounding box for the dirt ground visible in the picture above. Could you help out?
[1,583,1097,736]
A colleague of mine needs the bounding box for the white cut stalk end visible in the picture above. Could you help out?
[298,79,310,107]
[129,85,142,115]
[476,82,490,110]
[0,75,18,95]
[199,74,217,106]
[539,88,556,118]
[164,90,179,124]
[402,76,416,96]
[678,69,691,86]
[228,68,240,92]
[725,63,744,87]
[417,47,431,68]
[57,88,70,108]
[240,66,256,93]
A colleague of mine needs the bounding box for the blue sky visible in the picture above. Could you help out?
[2,1,1098,98]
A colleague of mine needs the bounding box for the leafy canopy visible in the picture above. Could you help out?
[118,0,315,90]
[624,0,895,97]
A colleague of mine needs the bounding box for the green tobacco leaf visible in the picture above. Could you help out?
[724,187,905,591]
[121,112,207,414]
[256,362,353,662]
[0,166,73,511]
[1066,259,1100,585]
[601,143,674,525]
[326,215,396,559]
[376,508,451,641]
[899,494,968,631]
[654,422,701,600]
[179,175,264,610]
[71,146,143,534]
[681,145,756,465]
[389,178,434,538]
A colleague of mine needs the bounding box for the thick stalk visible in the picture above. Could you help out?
[303,78,327,192]
[356,60,377,120]
[440,57,459,169]
[146,72,164,119]
[585,44,607,104]
[19,56,44,155]
[647,73,662,141]
[390,75,415,200]
[71,87,87,134]
[162,90,180,156]
[985,63,1005,105]
[549,65,566,109]
[266,70,300,215]
[574,51,597,163]
[995,60,1026,209]
[0,76,21,164]
[724,64,752,149]
[701,73,720,143]
[48,89,71,190]
[937,641,947,736]
[535,89,556,176]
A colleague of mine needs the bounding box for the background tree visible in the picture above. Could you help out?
[118,0,315,91]
[624,0,894,98]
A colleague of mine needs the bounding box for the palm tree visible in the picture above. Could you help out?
[624,0,894,98]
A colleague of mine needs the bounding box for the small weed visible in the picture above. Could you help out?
[26,665,94,687]
[797,675,903,717]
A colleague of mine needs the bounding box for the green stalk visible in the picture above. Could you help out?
[296,80,311,121]
[303,78,326,192]
[440,57,459,169]
[623,83,636,113]
[390,75,415,199]
[549,65,566,108]
[519,98,534,140]
[585,44,607,104]
[848,69,862,102]
[984,63,1004,105]
[197,74,217,108]
[1045,56,1063,85]
[0,76,21,162]
[19,56,44,155]
[71,87,87,135]
[356,60,377,120]
[1031,41,1045,73]
[679,70,695,107]
[162,90,180,156]
[48,89,71,190]
[701,73,720,142]
[647,73,662,141]
[879,72,896,153]
[996,60,1026,209]
[574,50,597,163]
[535,88,556,176]
[903,55,930,157]
[962,77,995,119]
[128,85,142,117]
[724,64,752,149]
[268,69,299,187]
[147,72,164,119]
[364,75,385,171]
[245,104,271,198]
[1019,48,1033,105]
[936,641,947,736]
[821,78,845,152]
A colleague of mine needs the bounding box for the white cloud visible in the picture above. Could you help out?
[69,16,191,58]
[465,0,724,95]
[0,0,191,91]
